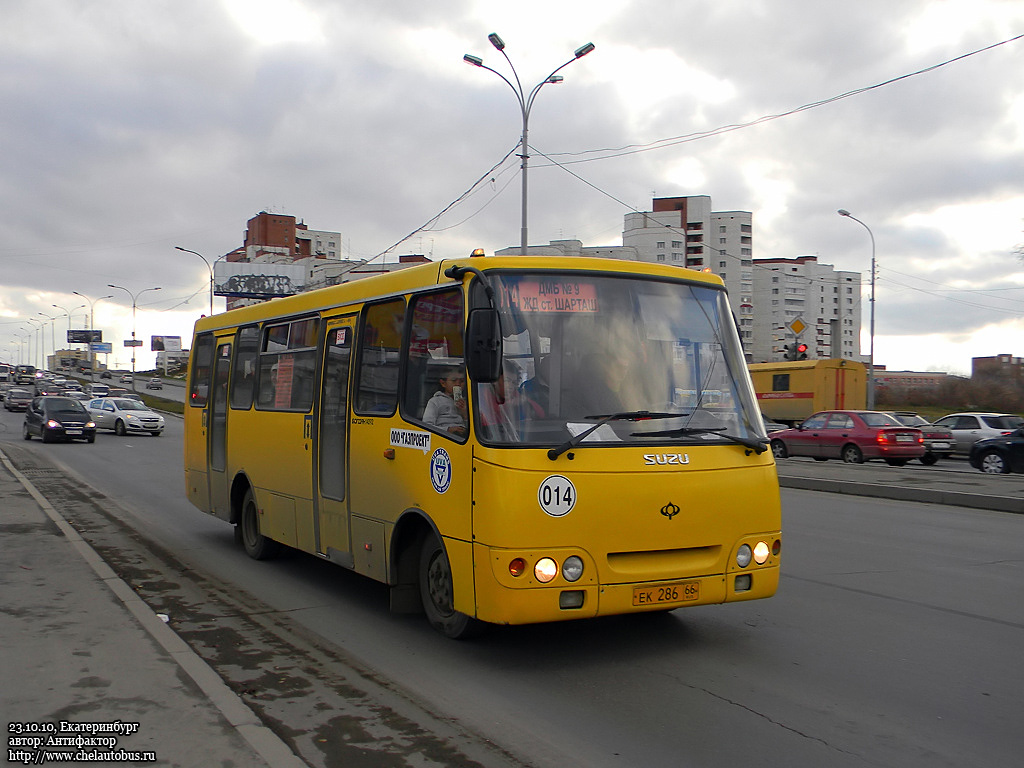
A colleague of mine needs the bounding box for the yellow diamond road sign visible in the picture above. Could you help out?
[788,318,806,336]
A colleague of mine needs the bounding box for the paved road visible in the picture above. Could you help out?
[3,397,1024,768]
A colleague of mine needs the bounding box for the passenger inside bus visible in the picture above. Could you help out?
[479,361,543,441]
[422,365,468,436]
[573,351,637,417]
[520,355,550,414]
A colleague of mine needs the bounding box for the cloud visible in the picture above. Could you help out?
[1,0,1023,374]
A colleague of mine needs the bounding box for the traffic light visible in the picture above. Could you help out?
[783,342,809,361]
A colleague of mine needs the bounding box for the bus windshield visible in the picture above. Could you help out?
[474,271,765,448]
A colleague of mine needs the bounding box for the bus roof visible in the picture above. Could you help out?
[192,255,726,335]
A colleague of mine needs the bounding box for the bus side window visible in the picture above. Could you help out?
[189,333,216,407]
[402,289,465,425]
[255,317,319,412]
[230,325,260,410]
[354,300,405,415]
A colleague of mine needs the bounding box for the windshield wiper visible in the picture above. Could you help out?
[631,426,770,454]
[547,411,679,461]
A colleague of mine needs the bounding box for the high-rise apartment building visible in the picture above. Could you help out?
[623,196,756,352]
[751,255,862,362]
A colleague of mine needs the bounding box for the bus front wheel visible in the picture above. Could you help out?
[239,489,282,560]
[418,535,478,639]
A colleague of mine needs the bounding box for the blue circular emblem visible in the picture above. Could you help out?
[429,448,452,494]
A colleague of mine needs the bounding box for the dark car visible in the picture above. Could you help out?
[770,410,925,465]
[23,396,96,443]
[884,411,954,465]
[34,380,64,396]
[968,427,1024,474]
[4,387,33,411]
[100,370,113,379]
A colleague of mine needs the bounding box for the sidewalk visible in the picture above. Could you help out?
[0,447,304,767]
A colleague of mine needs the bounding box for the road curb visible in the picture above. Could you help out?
[778,474,1024,514]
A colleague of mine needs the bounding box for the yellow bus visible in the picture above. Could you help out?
[184,253,781,637]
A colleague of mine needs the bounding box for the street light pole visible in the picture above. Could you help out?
[26,320,44,370]
[16,332,30,366]
[37,313,58,370]
[73,291,113,374]
[52,303,86,372]
[464,34,595,255]
[175,246,214,316]
[837,209,876,410]
[108,285,161,378]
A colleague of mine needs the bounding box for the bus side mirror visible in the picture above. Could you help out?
[466,307,502,383]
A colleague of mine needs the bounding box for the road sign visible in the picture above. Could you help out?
[124,339,144,348]
[788,318,806,336]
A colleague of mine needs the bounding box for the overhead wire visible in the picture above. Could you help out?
[538,32,1024,165]
[385,30,1024,298]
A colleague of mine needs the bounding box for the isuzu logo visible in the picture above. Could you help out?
[643,453,690,466]
[661,502,680,520]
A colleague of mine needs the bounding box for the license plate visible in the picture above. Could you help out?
[65,429,82,435]
[931,442,950,449]
[633,581,700,606]
[895,434,914,442]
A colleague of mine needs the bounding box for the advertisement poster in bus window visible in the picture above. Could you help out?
[498,278,598,314]
[274,355,295,409]
[409,291,463,358]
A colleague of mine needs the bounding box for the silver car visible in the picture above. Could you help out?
[87,397,165,436]
[932,412,1024,453]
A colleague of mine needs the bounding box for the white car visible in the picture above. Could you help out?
[932,412,1024,453]
[86,397,165,436]
[119,374,134,383]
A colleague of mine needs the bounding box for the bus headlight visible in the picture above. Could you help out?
[562,556,584,582]
[753,541,771,565]
[535,557,558,583]
[736,544,752,568]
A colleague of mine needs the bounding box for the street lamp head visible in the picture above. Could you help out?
[487,33,505,51]
[837,209,851,217]
[574,42,596,58]
[547,75,564,84]
[463,53,483,67]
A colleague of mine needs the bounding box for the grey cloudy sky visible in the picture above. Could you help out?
[2,0,1022,374]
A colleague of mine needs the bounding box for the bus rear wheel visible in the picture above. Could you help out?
[418,535,478,639]
[239,488,282,560]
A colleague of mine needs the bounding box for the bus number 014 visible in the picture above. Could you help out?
[538,475,576,517]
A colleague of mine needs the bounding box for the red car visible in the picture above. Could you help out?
[770,410,925,466]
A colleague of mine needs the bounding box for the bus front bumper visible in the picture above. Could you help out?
[473,545,780,626]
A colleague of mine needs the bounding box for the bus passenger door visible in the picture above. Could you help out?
[313,316,357,564]
[207,340,232,518]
